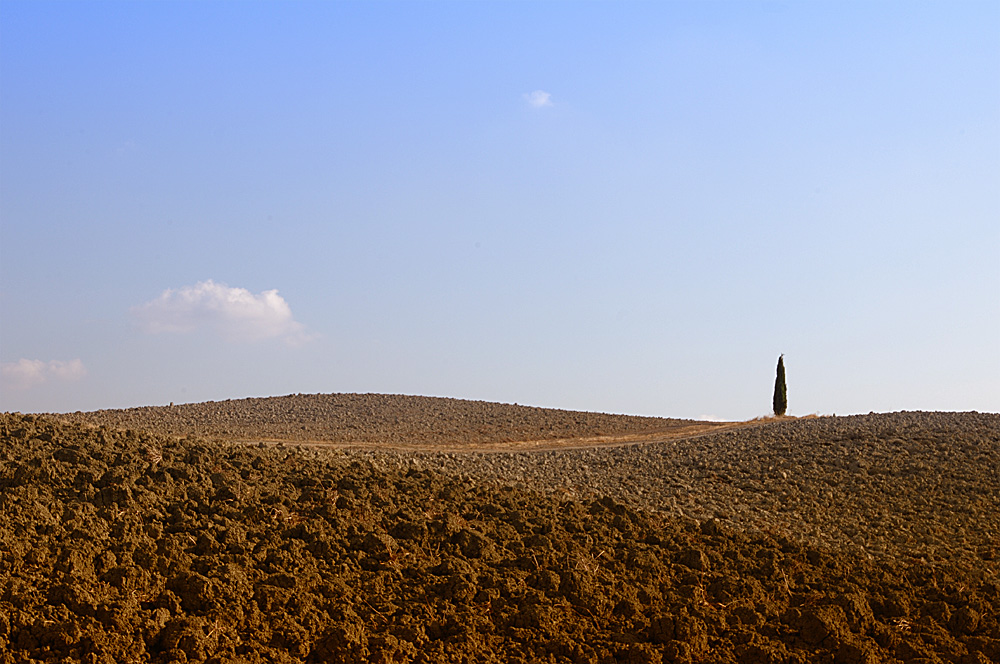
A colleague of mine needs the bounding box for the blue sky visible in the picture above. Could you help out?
[1,1,997,420]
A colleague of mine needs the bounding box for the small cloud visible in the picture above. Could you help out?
[524,90,553,108]
[699,414,727,422]
[1,359,86,390]
[132,279,316,346]
[116,139,137,156]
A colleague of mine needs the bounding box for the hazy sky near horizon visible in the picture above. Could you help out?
[2,1,998,420]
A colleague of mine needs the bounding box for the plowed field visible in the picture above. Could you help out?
[2,395,997,663]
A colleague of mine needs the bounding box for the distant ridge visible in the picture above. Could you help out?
[54,392,713,448]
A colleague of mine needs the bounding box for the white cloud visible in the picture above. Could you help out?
[132,280,316,346]
[1,359,87,390]
[524,90,553,108]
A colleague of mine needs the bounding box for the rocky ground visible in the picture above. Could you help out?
[1,395,998,663]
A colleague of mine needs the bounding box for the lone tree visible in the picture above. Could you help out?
[773,354,787,416]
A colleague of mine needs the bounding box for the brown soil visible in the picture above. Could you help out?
[2,396,998,663]
[55,393,730,452]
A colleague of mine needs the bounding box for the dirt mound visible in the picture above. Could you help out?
[53,393,709,449]
[2,413,998,663]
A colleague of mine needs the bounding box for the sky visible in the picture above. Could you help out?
[1,1,998,421]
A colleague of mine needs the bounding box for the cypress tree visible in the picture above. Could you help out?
[773,354,787,416]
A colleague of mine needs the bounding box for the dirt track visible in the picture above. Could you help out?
[2,395,998,663]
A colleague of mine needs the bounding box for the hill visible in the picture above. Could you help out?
[53,393,722,450]
[2,396,997,663]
